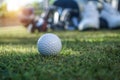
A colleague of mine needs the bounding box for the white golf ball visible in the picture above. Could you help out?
[37,33,62,55]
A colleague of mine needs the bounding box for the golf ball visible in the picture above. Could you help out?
[37,33,62,55]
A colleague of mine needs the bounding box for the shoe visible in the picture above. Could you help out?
[100,2,120,29]
[78,1,99,31]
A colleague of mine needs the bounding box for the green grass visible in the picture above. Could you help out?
[0,26,120,80]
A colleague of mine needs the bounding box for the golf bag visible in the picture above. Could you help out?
[42,0,80,31]
[18,6,47,33]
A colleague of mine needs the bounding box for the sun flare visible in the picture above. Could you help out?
[6,0,32,11]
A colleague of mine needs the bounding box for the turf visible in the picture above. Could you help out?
[0,26,120,80]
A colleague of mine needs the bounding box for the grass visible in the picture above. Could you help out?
[0,26,120,80]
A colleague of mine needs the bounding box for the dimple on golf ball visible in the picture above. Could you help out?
[37,33,62,55]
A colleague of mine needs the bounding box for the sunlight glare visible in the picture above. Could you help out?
[6,0,36,11]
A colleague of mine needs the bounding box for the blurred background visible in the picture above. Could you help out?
[0,0,120,27]
[0,0,53,27]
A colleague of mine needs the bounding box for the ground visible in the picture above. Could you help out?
[0,26,120,80]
